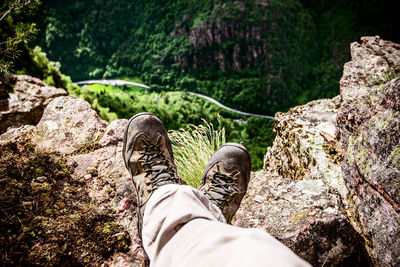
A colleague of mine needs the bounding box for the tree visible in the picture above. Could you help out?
[0,0,40,78]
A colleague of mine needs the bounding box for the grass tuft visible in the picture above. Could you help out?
[169,120,225,188]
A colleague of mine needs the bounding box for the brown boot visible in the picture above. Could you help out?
[122,112,185,236]
[198,143,251,223]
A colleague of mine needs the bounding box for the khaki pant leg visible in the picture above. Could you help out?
[142,184,310,267]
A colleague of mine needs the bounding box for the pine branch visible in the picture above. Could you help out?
[0,23,36,46]
[0,0,32,22]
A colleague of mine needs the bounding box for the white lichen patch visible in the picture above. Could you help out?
[390,146,400,170]
[44,120,59,132]
[264,95,352,212]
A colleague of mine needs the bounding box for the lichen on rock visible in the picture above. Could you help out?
[33,95,108,156]
[337,36,400,266]
[0,130,130,265]
[0,88,145,266]
[236,36,400,266]
[234,95,367,265]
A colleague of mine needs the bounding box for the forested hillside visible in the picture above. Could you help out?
[34,0,399,114]
[35,0,316,114]
[3,0,398,170]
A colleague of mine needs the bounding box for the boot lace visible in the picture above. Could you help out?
[138,138,179,190]
[206,170,239,208]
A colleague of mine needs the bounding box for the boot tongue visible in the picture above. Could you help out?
[206,171,240,208]
[147,154,176,187]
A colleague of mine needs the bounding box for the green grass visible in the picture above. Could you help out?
[82,82,146,94]
[169,120,225,187]
[78,82,274,171]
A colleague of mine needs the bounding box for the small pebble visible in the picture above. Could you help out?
[347,113,354,121]
[118,197,131,212]
[84,174,92,180]
[36,176,47,183]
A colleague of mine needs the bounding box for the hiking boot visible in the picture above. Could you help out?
[198,143,251,223]
[122,112,185,235]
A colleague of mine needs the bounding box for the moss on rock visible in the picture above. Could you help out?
[0,134,130,266]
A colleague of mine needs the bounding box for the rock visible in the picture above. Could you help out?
[33,95,108,155]
[340,36,400,103]
[32,99,143,265]
[235,95,369,266]
[35,176,47,183]
[0,96,145,266]
[235,171,367,266]
[263,96,347,199]
[0,75,67,134]
[243,36,400,266]
[187,16,269,71]
[174,0,314,75]
[98,119,129,147]
[0,124,137,266]
[337,36,400,266]
[1,36,398,266]
[66,144,135,216]
[0,125,35,145]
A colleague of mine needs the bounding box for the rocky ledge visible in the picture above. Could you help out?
[0,75,67,134]
[235,36,400,266]
[0,36,399,266]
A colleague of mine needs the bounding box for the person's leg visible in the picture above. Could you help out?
[142,184,310,267]
[141,184,225,263]
[123,113,310,267]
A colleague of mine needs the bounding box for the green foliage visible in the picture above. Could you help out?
[14,0,398,171]
[79,82,274,170]
[33,0,319,115]
[0,0,40,77]
[28,46,81,95]
[33,0,399,116]
[169,121,226,187]
[15,45,273,170]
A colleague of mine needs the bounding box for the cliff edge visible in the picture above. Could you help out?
[235,36,400,266]
[0,36,399,266]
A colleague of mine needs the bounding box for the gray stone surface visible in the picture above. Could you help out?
[337,36,400,266]
[263,96,347,199]
[235,94,368,266]
[234,171,366,266]
[33,95,108,155]
[236,37,400,266]
[0,125,35,145]
[1,98,145,266]
[1,37,399,266]
[98,119,129,147]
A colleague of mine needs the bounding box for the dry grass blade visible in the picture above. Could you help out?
[169,120,225,188]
